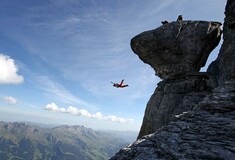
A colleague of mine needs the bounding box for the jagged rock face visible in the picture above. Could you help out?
[138,73,212,139]
[208,0,235,87]
[111,0,235,159]
[135,20,222,138]
[110,87,235,160]
[131,21,222,79]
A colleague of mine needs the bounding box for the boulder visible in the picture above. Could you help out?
[131,21,222,79]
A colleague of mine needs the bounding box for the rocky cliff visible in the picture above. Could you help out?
[207,0,235,87]
[132,18,222,139]
[110,0,235,159]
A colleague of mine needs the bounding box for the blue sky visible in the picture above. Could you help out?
[0,0,226,131]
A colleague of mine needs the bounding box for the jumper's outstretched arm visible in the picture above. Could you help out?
[120,79,124,86]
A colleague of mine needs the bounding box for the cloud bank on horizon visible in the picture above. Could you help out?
[44,103,134,124]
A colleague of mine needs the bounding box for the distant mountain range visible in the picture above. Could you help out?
[0,121,135,160]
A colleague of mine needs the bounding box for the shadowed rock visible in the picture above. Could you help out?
[110,0,235,159]
[208,0,235,87]
[135,21,222,138]
[131,21,222,79]
[135,20,222,139]
[137,73,212,139]
[110,87,235,160]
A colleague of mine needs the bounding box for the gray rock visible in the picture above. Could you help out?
[110,0,235,159]
[135,19,223,138]
[131,21,222,79]
[111,87,235,160]
[138,73,212,139]
[135,20,222,138]
[208,0,235,87]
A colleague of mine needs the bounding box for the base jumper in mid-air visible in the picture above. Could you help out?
[111,79,129,88]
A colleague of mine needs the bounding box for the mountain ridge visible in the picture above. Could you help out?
[0,121,129,160]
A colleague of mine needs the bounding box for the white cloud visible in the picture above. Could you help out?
[0,54,24,84]
[91,112,102,119]
[104,115,134,124]
[44,102,65,112]
[3,96,18,104]
[44,103,134,124]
